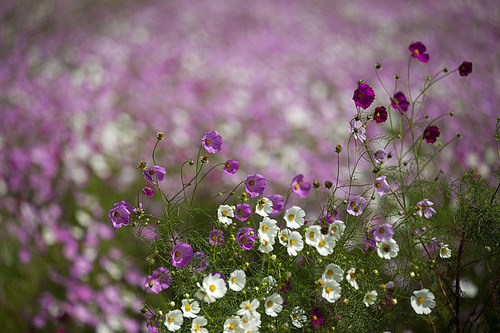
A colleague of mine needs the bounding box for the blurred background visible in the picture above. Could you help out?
[0,0,499,331]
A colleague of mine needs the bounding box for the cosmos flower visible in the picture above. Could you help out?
[255,197,273,217]
[228,270,246,292]
[290,307,307,328]
[268,194,285,215]
[311,307,323,327]
[374,175,390,197]
[245,173,267,198]
[416,199,436,218]
[208,230,224,246]
[439,244,452,258]
[423,126,440,143]
[458,61,473,77]
[347,196,367,216]
[410,289,436,315]
[284,206,306,229]
[181,299,200,318]
[348,118,366,142]
[322,279,341,303]
[346,268,359,290]
[373,149,387,163]
[164,309,183,332]
[234,203,252,222]
[376,238,400,260]
[409,41,430,63]
[171,243,193,268]
[109,200,134,229]
[374,106,388,123]
[142,187,154,197]
[144,267,172,294]
[264,293,283,317]
[363,290,378,307]
[223,159,239,174]
[217,205,234,225]
[372,223,394,242]
[353,82,375,109]
[201,130,223,153]
[391,92,409,114]
[291,174,311,198]
[143,165,167,185]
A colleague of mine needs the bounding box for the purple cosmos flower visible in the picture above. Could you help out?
[374,149,386,163]
[236,227,256,250]
[348,119,366,142]
[428,237,438,251]
[391,92,409,114]
[458,61,473,77]
[234,203,252,222]
[245,173,267,198]
[142,165,166,185]
[374,176,390,197]
[209,230,224,246]
[372,223,394,242]
[170,243,193,268]
[364,229,377,253]
[353,82,375,109]
[291,174,311,198]
[201,130,223,153]
[409,42,430,63]
[144,267,172,294]
[423,126,440,143]
[190,251,209,273]
[416,199,436,218]
[268,194,285,214]
[311,307,323,327]
[223,159,239,175]
[374,106,388,123]
[109,200,134,229]
[142,187,154,197]
[146,311,164,333]
[347,196,367,216]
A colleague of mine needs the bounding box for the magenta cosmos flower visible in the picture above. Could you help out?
[391,92,409,114]
[347,196,367,216]
[236,227,256,250]
[144,267,172,294]
[423,126,440,143]
[223,159,239,175]
[109,200,134,229]
[142,187,154,197]
[170,243,193,268]
[311,307,323,327]
[291,174,311,198]
[373,106,388,123]
[374,176,390,197]
[458,61,473,77]
[234,203,252,222]
[245,173,267,198]
[353,82,375,109]
[201,130,222,153]
[143,165,166,185]
[209,230,224,246]
[268,194,284,214]
[409,42,430,63]
[372,223,394,242]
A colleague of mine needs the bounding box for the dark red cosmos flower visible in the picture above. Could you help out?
[458,61,473,77]
[409,42,430,63]
[311,307,323,327]
[373,106,388,123]
[391,92,409,114]
[423,126,440,143]
[353,83,375,109]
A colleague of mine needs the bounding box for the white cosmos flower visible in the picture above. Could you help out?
[376,238,399,260]
[439,244,452,258]
[228,269,246,292]
[322,279,341,303]
[411,288,436,315]
[258,237,275,253]
[237,298,260,317]
[258,217,278,241]
[261,276,277,293]
[191,316,208,333]
[284,206,306,229]
[305,225,322,247]
[290,307,307,328]
[181,299,200,318]
[328,220,345,241]
[346,268,359,290]
[255,197,273,217]
[164,309,183,332]
[218,205,234,225]
[195,283,215,304]
[315,234,335,256]
[223,316,241,333]
[323,263,343,283]
[264,293,283,317]
[363,290,378,307]
[201,274,227,302]
[287,231,304,256]
[278,228,291,246]
[239,319,260,332]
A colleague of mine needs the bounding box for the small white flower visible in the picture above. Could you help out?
[181,299,200,318]
[264,293,283,317]
[410,288,436,315]
[322,279,342,303]
[258,217,278,241]
[255,197,273,217]
[258,237,275,253]
[348,119,366,142]
[284,206,306,229]
[323,263,343,283]
[363,290,378,307]
[290,307,307,328]
[223,316,241,333]
[439,244,452,259]
[195,283,215,304]
[376,238,399,260]
[328,220,345,241]
[305,225,322,246]
[239,319,260,332]
[218,205,234,225]
[200,274,227,303]
[261,276,277,293]
[191,316,208,333]
[229,269,246,292]
[164,309,183,332]
[278,228,291,246]
[237,298,260,318]
[287,231,304,256]
[346,268,359,290]
[315,234,336,256]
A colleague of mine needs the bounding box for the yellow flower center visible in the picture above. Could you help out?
[184,303,191,311]
[288,214,295,220]
[425,130,431,137]
[210,285,216,292]
[294,184,299,190]
[376,112,380,117]
[231,277,237,283]
[313,315,318,321]
[290,239,296,245]
[379,228,385,233]
[414,49,419,54]
[168,316,174,323]
[149,170,155,175]
[375,182,381,187]
[262,225,268,232]
[113,211,120,217]
[375,152,380,157]
[417,297,425,304]
[248,180,255,186]
[350,273,357,279]
[350,201,357,207]
[205,139,211,145]
[174,251,181,258]
[357,92,363,99]
[195,324,200,331]
[309,231,315,238]
[381,284,386,289]
[327,269,333,276]
[319,240,325,246]
[222,211,227,217]
[326,286,332,293]
[267,300,273,307]
[225,162,231,168]
[318,280,324,286]
[229,324,236,329]
[366,294,372,301]
[245,304,251,310]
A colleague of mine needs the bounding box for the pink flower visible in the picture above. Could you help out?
[143,165,166,185]
[223,159,239,174]
[423,126,440,143]
[245,173,267,198]
[170,243,193,268]
[142,187,154,197]
[353,82,375,109]
[409,41,430,63]
[201,130,222,153]
[391,92,409,114]
[291,174,311,198]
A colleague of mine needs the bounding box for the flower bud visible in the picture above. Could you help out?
[157,132,164,140]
